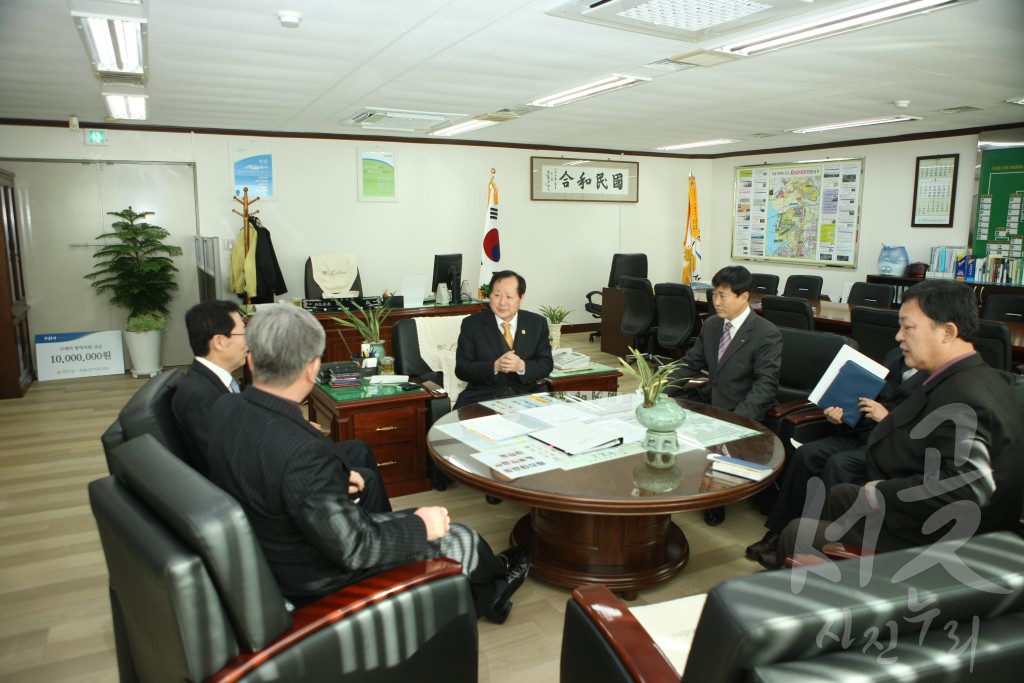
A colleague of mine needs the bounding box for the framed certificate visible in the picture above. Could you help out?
[911,154,958,227]
[531,157,638,202]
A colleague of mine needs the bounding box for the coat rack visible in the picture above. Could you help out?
[231,187,260,305]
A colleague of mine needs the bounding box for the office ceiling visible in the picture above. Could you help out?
[0,0,1022,156]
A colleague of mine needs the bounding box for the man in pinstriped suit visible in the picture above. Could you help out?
[206,304,529,622]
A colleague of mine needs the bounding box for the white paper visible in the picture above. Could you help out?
[518,403,595,426]
[808,344,888,405]
[471,441,568,478]
[460,414,535,441]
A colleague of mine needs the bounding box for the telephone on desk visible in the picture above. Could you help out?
[552,347,590,371]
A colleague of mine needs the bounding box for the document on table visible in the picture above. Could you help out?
[479,393,560,414]
[460,414,535,441]
[518,403,596,426]
[677,411,761,448]
[528,421,624,455]
[470,441,568,479]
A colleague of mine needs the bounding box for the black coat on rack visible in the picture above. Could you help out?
[247,216,287,303]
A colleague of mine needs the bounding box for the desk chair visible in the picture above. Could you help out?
[304,255,363,299]
[585,253,648,342]
[750,272,779,295]
[759,295,814,330]
[92,435,478,683]
[781,274,823,300]
[846,281,895,308]
[654,283,697,355]
[561,531,1024,683]
[982,293,1024,323]
[619,276,660,363]
[849,306,900,365]
[974,319,1012,371]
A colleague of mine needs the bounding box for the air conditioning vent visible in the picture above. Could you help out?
[99,73,147,86]
[938,105,984,114]
[344,108,462,132]
[642,58,697,72]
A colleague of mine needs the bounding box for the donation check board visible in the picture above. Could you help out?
[35,331,125,381]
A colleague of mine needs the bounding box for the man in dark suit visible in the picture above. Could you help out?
[454,270,553,409]
[745,346,928,568]
[668,265,783,525]
[206,304,530,621]
[173,300,391,512]
[775,280,1024,566]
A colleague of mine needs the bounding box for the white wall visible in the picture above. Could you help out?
[0,124,979,357]
[704,135,979,301]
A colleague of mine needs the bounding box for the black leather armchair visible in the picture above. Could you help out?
[391,318,453,425]
[974,319,1013,371]
[760,295,815,330]
[100,368,190,474]
[847,281,895,308]
[586,253,648,343]
[782,274,823,300]
[849,306,900,365]
[91,434,478,683]
[654,283,697,355]
[561,531,1024,683]
[620,276,661,363]
[750,272,780,295]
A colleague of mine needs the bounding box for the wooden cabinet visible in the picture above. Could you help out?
[867,274,1024,308]
[307,384,431,497]
[0,169,33,399]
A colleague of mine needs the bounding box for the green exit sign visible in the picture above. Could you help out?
[84,129,107,145]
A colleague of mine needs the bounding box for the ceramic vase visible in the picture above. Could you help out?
[635,394,686,457]
[549,323,563,349]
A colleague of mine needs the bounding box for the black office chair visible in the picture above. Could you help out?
[619,276,660,363]
[974,319,1012,371]
[750,273,780,296]
[654,283,697,355]
[585,253,648,342]
[759,295,815,330]
[982,294,1024,323]
[782,274,823,300]
[849,306,901,365]
[304,256,363,299]
[847,281,895,308]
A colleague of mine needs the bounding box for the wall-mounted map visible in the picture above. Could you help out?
[731,159,864,267]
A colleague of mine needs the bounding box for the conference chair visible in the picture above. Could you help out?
[91,434,478,683]
[849,306,901,365]
[619,276,660,363]
[749,272,779,295]
[560,531,1024,683]
[304,255,363,299]
[654,283,697,355]
[982,293,1024,322]
[759,294,815,330]
[585,253,648,342]
[974,319,1012,371]
[781,274,823,300]
[100,368,190,475]
[846,281,895,308]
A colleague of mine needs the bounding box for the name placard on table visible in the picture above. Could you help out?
[35,331,125,381]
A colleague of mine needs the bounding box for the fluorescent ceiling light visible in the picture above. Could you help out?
[104,94,147,120]
[429,119,501,137]
[656,138,739,151]
[718,0,961,57]
[73,13,147,74]
[530,74,650,107]
[788,115,921,134]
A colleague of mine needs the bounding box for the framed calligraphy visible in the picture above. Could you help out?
[911,154,958,227]
[531,157,639,202]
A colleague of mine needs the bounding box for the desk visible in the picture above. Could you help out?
[307,381,432,497]
[315,301,486,363]
[547,362,621,392]
[427,395,783,597]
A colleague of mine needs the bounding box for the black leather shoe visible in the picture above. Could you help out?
[485,546,530,624]
[744,530,779,560]
[704,506,725,526]
[756,550,779,571]
[485,495,503,505]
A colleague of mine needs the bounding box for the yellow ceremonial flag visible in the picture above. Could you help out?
[682,174,703,284]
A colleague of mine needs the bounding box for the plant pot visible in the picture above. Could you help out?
[360,340,386,361]
[635,394,686,455]
[124,330,163,378]
[549,323,563,349]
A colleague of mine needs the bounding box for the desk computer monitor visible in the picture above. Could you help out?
[431,253,462,301]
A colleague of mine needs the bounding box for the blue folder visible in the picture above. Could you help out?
[816,360,886,428]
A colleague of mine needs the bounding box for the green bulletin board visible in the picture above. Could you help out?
[972,147,1024,259]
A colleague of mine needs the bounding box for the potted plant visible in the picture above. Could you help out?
[329,300,391,361]
[86,207,183,378]
[538,304,572,348]
[618,348,687,461]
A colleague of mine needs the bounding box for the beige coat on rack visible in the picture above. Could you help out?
[229,225,258,298]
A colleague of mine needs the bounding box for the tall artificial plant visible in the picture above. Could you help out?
[86,207,183,330]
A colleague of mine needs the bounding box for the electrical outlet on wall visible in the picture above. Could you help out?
[225,238,235,251]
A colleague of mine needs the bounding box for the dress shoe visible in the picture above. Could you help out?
[485,546,531,624]
[485,495,503,505]
[704,506,725,526]
[744,530,779,560]
[755,550,779,571]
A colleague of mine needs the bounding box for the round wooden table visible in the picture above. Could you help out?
[427,394,784,597]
